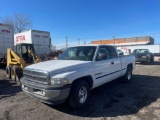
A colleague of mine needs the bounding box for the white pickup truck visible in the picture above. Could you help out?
[20,45,135,109]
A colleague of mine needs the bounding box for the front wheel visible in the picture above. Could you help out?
[123,67,132,83]
[150,57,154,63]
[68,80,90,109]
[6,66,11,79]
[11,67,16,81]
[11,66,23,84]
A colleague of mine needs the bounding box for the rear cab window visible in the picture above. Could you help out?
[107,46,118,58]
[96,46,118,61]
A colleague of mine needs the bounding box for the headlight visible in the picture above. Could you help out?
[50,78,69,87]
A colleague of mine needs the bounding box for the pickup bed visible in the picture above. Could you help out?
[20,45,135,109]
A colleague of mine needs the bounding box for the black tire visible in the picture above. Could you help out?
[15,68,23,85]
[150,57,154,63]
[11,66,23,84]
[123,66,132,83]
[68,80,90,109]
[147,58,151,64]
[11,67,17,81]
[6,66,11,79]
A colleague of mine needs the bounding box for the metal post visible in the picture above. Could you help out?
[78,38,80,45]
[66,35,68,48]
[113,36,115,46]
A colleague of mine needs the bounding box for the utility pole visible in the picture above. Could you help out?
[113,36,115,46]
[84,41,86,45]
[78,38,80,45]
[61,46,63,50]
[66,35,68,48]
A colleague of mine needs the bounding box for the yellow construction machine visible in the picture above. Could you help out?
[6,43,41,84]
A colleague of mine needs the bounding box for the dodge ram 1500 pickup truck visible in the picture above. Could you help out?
[20,45,135,109]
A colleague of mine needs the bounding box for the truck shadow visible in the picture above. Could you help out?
[136,61,160,65]
[0,79,22,99]
[0,65,6,69]
[48,74,160,117]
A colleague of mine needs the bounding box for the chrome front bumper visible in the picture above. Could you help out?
[20,77,71,105]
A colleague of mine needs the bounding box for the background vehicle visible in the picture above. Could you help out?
[14,29,51,55]
[6,43,41,84]
[0,23,14,66]
[117,49,124,55]
[117,44,160,55]
[132,49,154,64]
[20,45,135,109]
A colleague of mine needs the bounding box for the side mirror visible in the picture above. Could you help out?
[97,53,107,60]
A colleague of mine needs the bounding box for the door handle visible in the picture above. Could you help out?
[95,72,103,75]
[111,62,114,64]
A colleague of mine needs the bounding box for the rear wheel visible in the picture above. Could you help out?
[68,80,90,109]
[123,66,132,83]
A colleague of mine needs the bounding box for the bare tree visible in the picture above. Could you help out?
[2,16,15,28]
[2,13,32,33]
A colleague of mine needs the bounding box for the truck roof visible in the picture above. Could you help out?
[69,44,115,47]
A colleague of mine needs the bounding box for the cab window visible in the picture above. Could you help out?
[96,46,111,61]
[107,46,118,58]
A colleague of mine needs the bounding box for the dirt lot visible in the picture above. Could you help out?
[0,62,160,120]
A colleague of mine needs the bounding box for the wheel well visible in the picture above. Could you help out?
[127,63,133,70]
[72,76,93,89]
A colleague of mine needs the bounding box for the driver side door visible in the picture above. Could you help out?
[93,46,115,88]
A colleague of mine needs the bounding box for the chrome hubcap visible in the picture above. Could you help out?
[78,86,87,104]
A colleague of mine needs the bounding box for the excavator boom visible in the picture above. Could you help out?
[7,48,26,69]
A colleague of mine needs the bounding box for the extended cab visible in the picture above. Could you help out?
[20,45,135,109]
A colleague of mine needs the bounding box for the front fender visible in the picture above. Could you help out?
[50,66,95,84]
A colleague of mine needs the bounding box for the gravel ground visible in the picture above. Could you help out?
[0,62,160,120]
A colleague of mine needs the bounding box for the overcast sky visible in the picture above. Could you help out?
[0,0,160,49]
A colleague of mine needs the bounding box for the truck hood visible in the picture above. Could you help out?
[25,60,92,73]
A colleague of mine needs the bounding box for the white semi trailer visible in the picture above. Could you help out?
[14,30,51,55]
[0,23,14,66]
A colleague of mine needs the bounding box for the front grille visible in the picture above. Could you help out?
[23,68,50,84]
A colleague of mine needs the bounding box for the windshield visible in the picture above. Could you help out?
[117,50,122,53]
[59,46,96,61]
[132,49,149,54]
